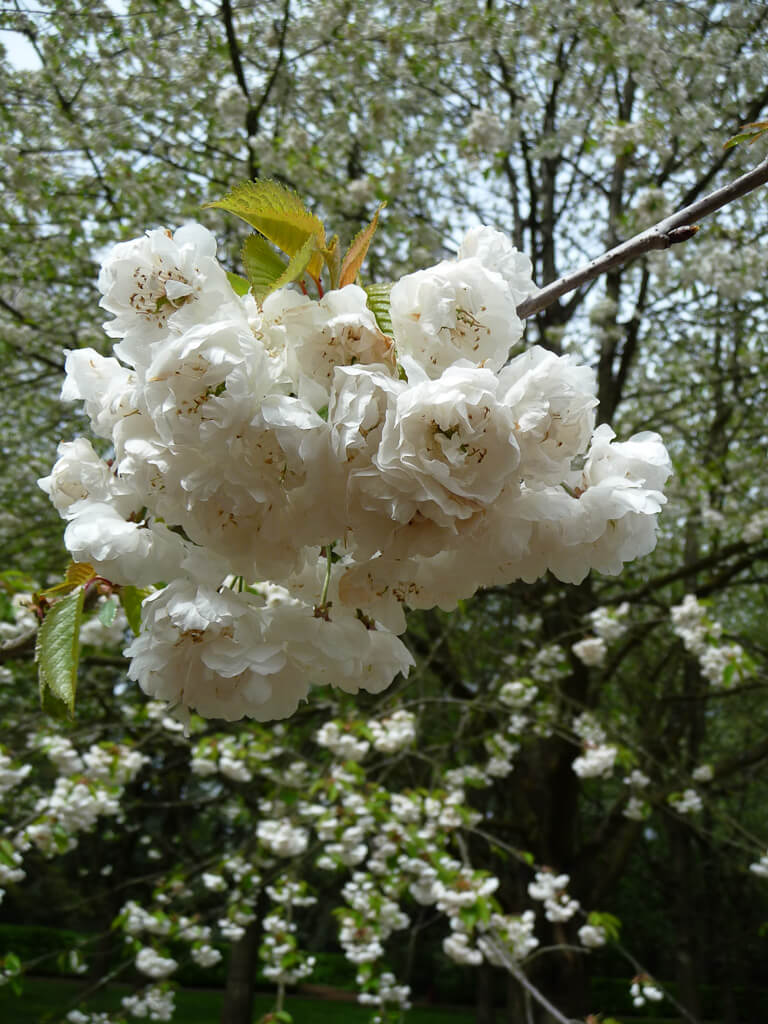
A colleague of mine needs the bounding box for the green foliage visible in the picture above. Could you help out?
[364,282,393,335]
[724,120,768,149]
[206,179,326,282]
[118,585,149,636]
[35,588,85,714]
[588,911,622,943]
[241,234,290,302]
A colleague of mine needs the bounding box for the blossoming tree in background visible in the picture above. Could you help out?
[4,3,768,1023]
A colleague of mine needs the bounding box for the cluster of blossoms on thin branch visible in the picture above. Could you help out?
[38,191,671,725]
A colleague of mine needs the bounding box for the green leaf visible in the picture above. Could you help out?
[206,179,326,280]
[226,271,252,296]
[36,588,86,714]
[269,233,320,295]
[3,952,21,975]
[340,202,385,287]
[0,838,17,869]
[241,234,289,303]
[66,561,96,587]
[119,585,150,636]
[724,120,768,150]
[98,597,118,627]
[365,282,393,335]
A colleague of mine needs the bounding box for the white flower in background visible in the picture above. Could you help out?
[692,763,713,783]
[478,910,539,963]
[135,947,178,979]
[623,795,648,821]
[572,636,607,667]
[749,852,768,878]
[668,788,702,815]
[443,930,483,965]
[631,977,664,1007]
[744,509,768,542]
[367,710,416,753]
[257,819,309,857]
[578,923,607,948]
[123,985,175,1021]
[590,602,630,642]
[624,769,650,789]
[315,721,370,761]
[572,744,617,779]
[465,108,506,153]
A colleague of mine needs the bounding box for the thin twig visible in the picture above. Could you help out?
[517,155,768,319]
[482,935,580,1024]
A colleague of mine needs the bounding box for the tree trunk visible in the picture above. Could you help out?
[475,962,496,1024]
[220,919,260,1024]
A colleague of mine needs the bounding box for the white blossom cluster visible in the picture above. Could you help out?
[622,768,651,821]
[527,870,580,923]
[0,748,31,799]
[630,975,664,1007]
[578,923,607,949]
[670,594,746,686]
[668,788,703,815]
[39,220,671,723]
[135,947,178,980]
[261,905,316,985]
[571,712,617,780]
[122,985,175,1022]
[572,602,631,667]
[15,739,147,860]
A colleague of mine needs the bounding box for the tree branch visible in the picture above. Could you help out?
[0,629,37,664]
[481,936,579,1024]
[517,154,768,319]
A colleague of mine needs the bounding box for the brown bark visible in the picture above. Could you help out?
[220,919,260,1024]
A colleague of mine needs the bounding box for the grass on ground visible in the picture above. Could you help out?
[0,976,476,1023]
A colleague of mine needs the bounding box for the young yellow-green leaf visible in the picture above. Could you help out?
[339,202,385,287]
[226,271,252,297]
[323,233,341,290]
[66,562,96,587]
[205,179,326,280]
[119,585,150,636]
[724,120,768,150]
[241,233,289,303]
[364,282,393,335]
[36,587,86,714]
[38,561,96,600]
[269,233,320,296]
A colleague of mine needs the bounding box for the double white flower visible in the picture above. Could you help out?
[40,220,671,724]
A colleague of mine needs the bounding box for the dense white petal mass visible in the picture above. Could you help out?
[390,255,526,377]
[364,365,521,528]
[41,218,671,723]
[458,226,537,306]
[98,224,238,358]
[500,347,598,484]
[125,581,299,722]
[38,438,128,519]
